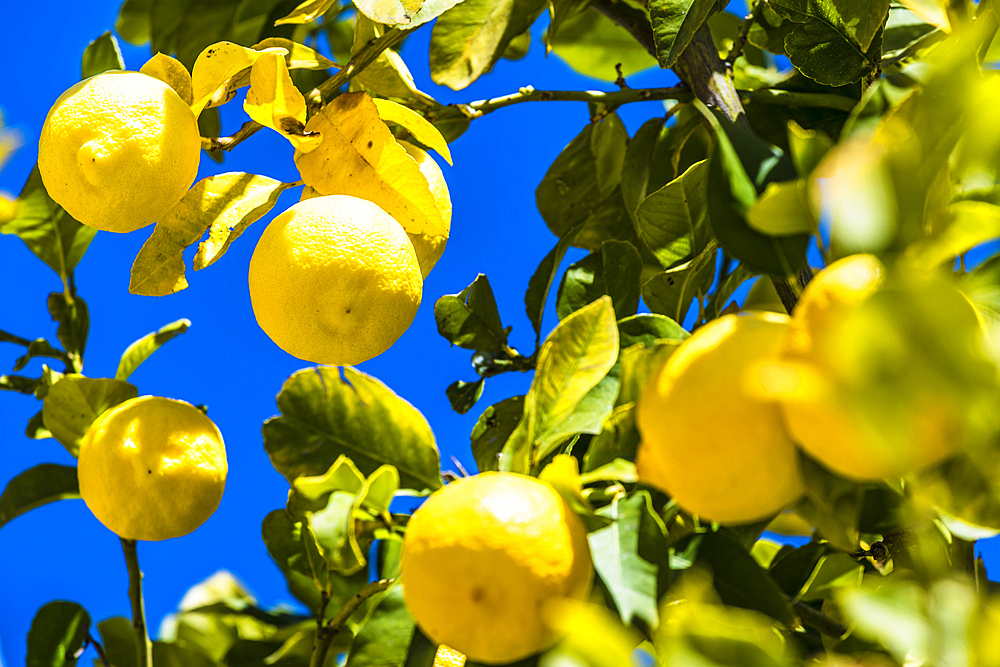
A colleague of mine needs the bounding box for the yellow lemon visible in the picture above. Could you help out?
[399,140,451,277]
[38,71,201,233]
[635,312,804,525]
[248,195,422,366]
[77,396,227,541]
[401,472,593,664]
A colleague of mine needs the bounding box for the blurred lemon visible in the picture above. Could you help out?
[635,312,804,525]
[77,396,227,541]
[399,140,451,277]
[38,71,201,233]
[248,195,422,366]
[401,472,593,664]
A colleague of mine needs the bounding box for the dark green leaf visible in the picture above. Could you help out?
[502,29,531,59]
[48,292,88,367]
[402,627,438,667]
[650,0,719,67]
[96,617,137,667]
[116,0,152,44]
[747,3,795,54]
[198,106,224,163]
[434,274,508,353]
[767,541,827,598]
[769,0,889,53]
[882,6,936,54]
[262,510,327,610]
[12,338,70,372]
[1,168,96,279]
[784,21,882,86]
[263,366,442,492]
[26,601,90,667]
[549,8,658,81]
[152,642,216,667]
[42,376,138,456]
[345,583,415,667]
[583,405,640,472]
[26,410,52,439]
[524,223,583,346]
[471,395,525,472]
[81,32,125,79]
[636,160,710,269]
[115,319,191,381]
[793,454,864,552]
[617,313,688,348]
[707,263,755,319]
[640,244,716,323]
[0,374,41,393]
[445,378,485,415]
[621,118,667,222]
[556,240,643,320]
[0,464,79,531]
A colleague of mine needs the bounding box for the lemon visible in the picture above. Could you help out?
[399,140,451,277]
[77,396,227,541]
[248,195,422,366]
[401,472,593,664]
[635,312,804,525]
[38,71,201,233]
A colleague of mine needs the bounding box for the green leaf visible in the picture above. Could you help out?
[676,530,796,625]
[636,160,710,269]
[784,20,883,86]
[770,0,889,52]
[263,509,348,611]
[428,0,547,89]
[767,541,827,598]
[471,395,525,472]
[583,405,640,472]
[793,454,864,552]
[263,366,442,492]
[500,297,619,472]
[345,583,415,667]
[12,338,70,373]
[650,0,719,67]
[536,115,628,238]
[116,0,152,45]
[42,376,138,456]
[47,293,88,370]
[640,243,717,323]
[0,464,79,531]
[96,617,137,667]
[617,314,688,348]
[621,118,666,222]
[589,493,661,628]
[152,642,216,667]
[406,0,469,28]
[524,223,583,346]
[702,108,808,277]
[746,179,817,236]
[549,8,658,81]
[787,121,834,177]
[26,601,90,667]
[1,167,96,279]
[402,628,438,667]
[446,378,485,415]
[115,319,191,381]
[434,274,509,353]
[556,240,643,320]
[747,3,795,54]
[797,552,863,601]
[81,31,125,79]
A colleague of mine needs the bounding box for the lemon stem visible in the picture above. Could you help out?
[310,578,396,667]
[121,538,153,667]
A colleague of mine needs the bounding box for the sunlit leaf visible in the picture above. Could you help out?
[549,8,657,81]
[244,51,321,152]
[274,0,338,25]
[190,42,286,115]
[254,37,337,69]
[470,396,524,472]
[746,179,817,236]
[372,98,452,164]
[96,617,137,667]
[0,464,79,531]
[434,274,508,353]
[140,52,193,105]
[636,159,710,269]
[906,201,1000,269]
[650,0,719,67]
[354,0,423,26]
[115,319,191,381]
[42,375,138,456]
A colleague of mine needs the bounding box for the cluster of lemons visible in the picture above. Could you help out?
[635,253,997,526]
[39,69,449,369]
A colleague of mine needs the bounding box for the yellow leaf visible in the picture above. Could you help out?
[254,37,338,69]
[372,98,452,165]
[898,0,951,32]
[139,53,193,105]
[244,51,322,153]
[294,92,447,237]
[130,173,294,295]
[354,0,423,26]
[274,0,338,25]
[190,42,287,116]
[0,193,16,224]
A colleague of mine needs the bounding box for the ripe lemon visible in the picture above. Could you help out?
[635,312,804,525]
[401,472,593,664]
[248,195,422,366]
[38,71,201,233]
[399,140,451,277]
[77,396,227,541]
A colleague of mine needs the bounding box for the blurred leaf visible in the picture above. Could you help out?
[275,0,338,25]
[244,51,320,152]
[471,395,525,472]
[501,297,619,472]
[524,223,583,346]
[702,108,808,277]
[557,240,643,320]
[353,0,423,26]
[129,172,293,296]
[545,600,641,667]
[140,52,194,104]
[152,642,216,667]
[906,201,1000,269]
[11,338,70,373]
[26,601,90,667]
[590,493,661,628]
[636,159,710,269]
[428,0,547,90]
[641,243,716,323]
[539,455,608,531]
[617,314,688,348]
[42,376,138,456]
[650,0,718,67]
[116,0,151,44]
[746,179,817,236]
[0,464,79,531]
[502,28,531,59]
[549,8,658,81]
[96,617,137,667]
[446,379,485,415]
[435,274,508,353]
[115,319,190,381]
[25,410,52,440]
[296,92,447,238]
[797,552,863,601]
[793,455,863,552]
[263,366,442,492]
[767,541,827,599]
[345,583,415,667]
[583,405,639,472]
[1,167,96,279]
[372,98,452,164]
[402,628,438,667]
[81,31,124,79]
[787,121,834,177]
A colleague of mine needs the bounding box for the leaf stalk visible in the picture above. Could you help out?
[121,538,153,667]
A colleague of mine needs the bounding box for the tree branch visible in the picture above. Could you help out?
[310,578,397,667]
[121,539,153,667]
[793,600,848,638]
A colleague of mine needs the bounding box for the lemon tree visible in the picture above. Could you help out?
[7,1,1000,667]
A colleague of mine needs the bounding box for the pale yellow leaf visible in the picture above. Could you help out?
[254,37,338,69]
[244,51,322,152]
[898,0,951,32]
[139,53,193,105]
[274,0,337,25]
[372,98,452,165]
[294,91,447,237]
[354,0,423,26]
[130,172,293,295]
[190,42,287,116]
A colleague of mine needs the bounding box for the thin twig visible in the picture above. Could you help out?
[724,2,761,71]
[121,539,153,667]
[794,600,848,638]
[0,329,33,347]
[86,631,112,667]
[310,578,397,667]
